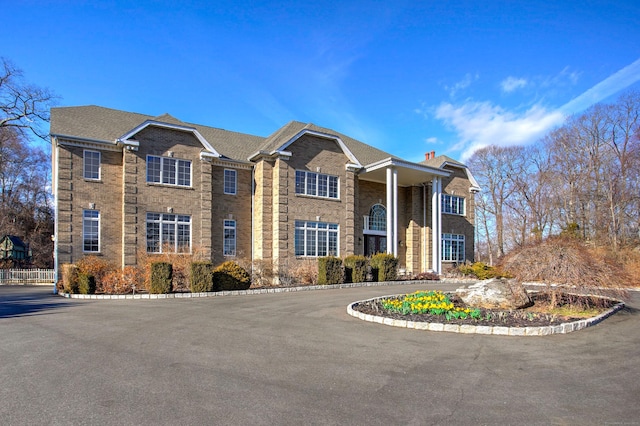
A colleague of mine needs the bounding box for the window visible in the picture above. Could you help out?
[83,150,101,180]
[442,233,465,262]
[368,204,386,232]
[83,210,100,252]
[146,155,191,187]
[295,170,339,199]
[294,220,338,257]
[224,169,237,195]
[442,194,465,215]
[223,220,236,256]
[146,213,191,253]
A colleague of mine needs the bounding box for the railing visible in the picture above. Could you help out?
[0,269,56,285]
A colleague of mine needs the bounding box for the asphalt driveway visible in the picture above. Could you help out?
[1,283,638,425]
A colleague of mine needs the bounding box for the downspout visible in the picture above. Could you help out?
[52,138,59,294]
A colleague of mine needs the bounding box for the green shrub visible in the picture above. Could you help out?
[61,263,79,294]
[370,253,398,282]
[457,262,509,280]
[78,272,96,295]
[190,261,214,293]
[318,257,343,285]
[213,261,251,291]
[150,262,173,294]
[343,255,368,283]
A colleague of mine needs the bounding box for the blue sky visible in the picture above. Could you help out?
[3,0,639,162]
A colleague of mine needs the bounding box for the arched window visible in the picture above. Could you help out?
[369,204,386,231]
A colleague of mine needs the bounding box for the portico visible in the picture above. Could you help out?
[358,157,450,274]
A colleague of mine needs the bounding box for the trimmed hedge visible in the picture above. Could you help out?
[213,261,251,291]
[150,262,173,294]
[370,253,398,282]
[318,256,343,285]
[344,255,368,283]
[78,272,96,295]
[190,261,214,293]
[457,262,510,280]
[61,263,79,294]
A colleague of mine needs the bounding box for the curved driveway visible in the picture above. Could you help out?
[1,283,638,425]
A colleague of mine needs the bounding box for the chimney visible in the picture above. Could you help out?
[425,152,430,161]
[431,150,436,159]
[425,150,436,161]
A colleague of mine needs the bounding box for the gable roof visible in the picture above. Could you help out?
[50,106,265,161]
[254,121,395,166]
[421,155,481,192]
[50,106,474,185]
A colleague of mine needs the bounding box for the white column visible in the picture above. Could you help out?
[386,167,393,254]
[392,167,398,256]
[431,176,441,273]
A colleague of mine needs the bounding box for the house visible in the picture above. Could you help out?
[50,105,479,282]
[0,235,31,267]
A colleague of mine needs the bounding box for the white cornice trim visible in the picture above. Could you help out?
[441,161,481,192]
[118,120,221,158]
[212,158,253,170]
[53,134,122,152]
[276,129,363,167]
[363,157,450,177]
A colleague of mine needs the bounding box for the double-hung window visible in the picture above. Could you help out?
[442,194,465,215]
[146,213,191,253]
[146,155,191,187]
[295,170,338,199]
[224,169,237,195]
[83,210,100,252]
[223,220,236,256]
[294,220,338,257]
[83,150,101,180]
[442,233,465,262]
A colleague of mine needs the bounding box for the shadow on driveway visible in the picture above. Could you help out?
[0,286,68,319]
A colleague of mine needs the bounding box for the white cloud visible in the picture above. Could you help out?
[435,101,565,161]
[560,57,640,114]
[425,136,439,144]
[501,76,527,93]
[430,57,640,161]
[444,73,479,97]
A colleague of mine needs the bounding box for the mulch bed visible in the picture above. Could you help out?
[351,293,618,327]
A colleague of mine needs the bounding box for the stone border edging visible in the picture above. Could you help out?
[57,279,438,300]
[346,293,625,336]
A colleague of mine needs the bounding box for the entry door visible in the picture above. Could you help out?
[365,235,387,256]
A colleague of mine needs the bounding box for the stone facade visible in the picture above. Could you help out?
[51,106,478,279]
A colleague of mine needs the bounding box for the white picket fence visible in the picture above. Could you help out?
[0,269,56,285]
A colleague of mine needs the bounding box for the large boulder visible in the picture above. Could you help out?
[456,278,532,310]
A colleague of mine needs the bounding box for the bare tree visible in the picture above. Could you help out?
[0,58,56,267]
[0,57,57,140]
[0,127,53,267]
[467,145,523,259]
[469,90,640,260]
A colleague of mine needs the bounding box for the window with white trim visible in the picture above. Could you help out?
[146,213,191,253]
[442,194,465,215]
[224,169,237,195]
[368,204,386,231]
[442,233,465,262]
[83,150,101,180]
[83,210,100,252]
[223,219,236,256]
[294,220,338,257]
[295,170,339,199]
[146,155,191,187]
